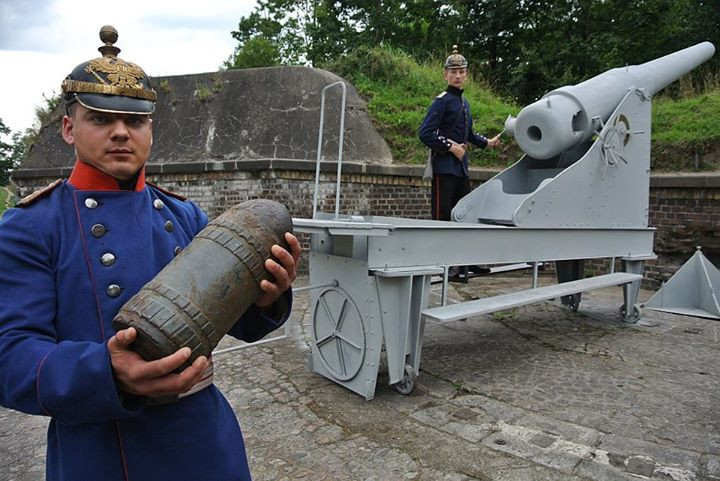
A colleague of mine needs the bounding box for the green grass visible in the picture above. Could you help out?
[653,90,720,143]
[324,45,720,171]
[0,186,9,216]
[651,90,720,171]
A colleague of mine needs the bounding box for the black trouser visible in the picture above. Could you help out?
[431,173,471,221]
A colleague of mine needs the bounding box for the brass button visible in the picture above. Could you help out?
[174,246,182,256]
[164,220,174,232]
[106,284,122,298]
[91,224,107,237]
[101,252,116,266]
[153,199,165,210]
[84,198,98,209]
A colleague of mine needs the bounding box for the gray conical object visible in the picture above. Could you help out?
[113,199,293,368]
[643,247,720,319]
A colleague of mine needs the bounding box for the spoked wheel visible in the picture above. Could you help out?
[391,364,416,395]
[600,114,631,167]
[311,287,366,381]
[618,303,641,323]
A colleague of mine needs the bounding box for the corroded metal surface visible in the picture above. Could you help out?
[112,199,293,367]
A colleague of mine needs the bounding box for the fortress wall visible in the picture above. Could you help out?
[20,66,393,170]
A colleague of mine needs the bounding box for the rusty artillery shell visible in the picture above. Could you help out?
[112,199,293,368]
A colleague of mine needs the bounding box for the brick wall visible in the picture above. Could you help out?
[12,161,720,289]
[645,176,720,286]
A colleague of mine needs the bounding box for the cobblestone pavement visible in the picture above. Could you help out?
[2,274,719,481]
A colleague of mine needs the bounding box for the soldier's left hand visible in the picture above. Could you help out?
[255,232,301,308]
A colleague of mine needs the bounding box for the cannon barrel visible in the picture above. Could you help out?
[112,199,293,369]
[505,42,715,160]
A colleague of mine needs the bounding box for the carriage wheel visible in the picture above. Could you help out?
[311,287,367,381]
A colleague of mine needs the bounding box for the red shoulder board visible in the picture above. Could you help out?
[16,179,63,207]
[146,181,187,201]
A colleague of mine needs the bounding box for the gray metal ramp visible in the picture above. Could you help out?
[643,248,720,319]
[422,272,642,323]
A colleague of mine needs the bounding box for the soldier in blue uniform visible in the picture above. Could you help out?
[0,26,300,481]
[419,45,502,279]
[419,45,502,222]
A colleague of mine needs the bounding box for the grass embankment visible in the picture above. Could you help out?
[322,46,521,167]
[652,90,720,170]
[324,46,720,171]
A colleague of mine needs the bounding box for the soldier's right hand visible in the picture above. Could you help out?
[487,133,502,148]
[448,141,465,160]
[108,327,208,397]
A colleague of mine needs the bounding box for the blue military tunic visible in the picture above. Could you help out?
[418,85,489,177]
[0,161,290,481]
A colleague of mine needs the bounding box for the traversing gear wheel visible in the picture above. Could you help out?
[311,287,366,381]
[600,114,631,171]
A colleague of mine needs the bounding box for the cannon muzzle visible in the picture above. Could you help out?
[112,199,293,368]
[507,42,715,159]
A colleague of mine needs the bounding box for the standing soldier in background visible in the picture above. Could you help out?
[419,45,502,278]
[0,26,300,481]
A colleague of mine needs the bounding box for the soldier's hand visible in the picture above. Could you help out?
[487,133,502,148]
[255,232,301,309]
[448,141,466,160]
[108,327,208,397]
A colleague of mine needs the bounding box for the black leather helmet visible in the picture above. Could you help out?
[444,45,468,69]
[62,25,157,115]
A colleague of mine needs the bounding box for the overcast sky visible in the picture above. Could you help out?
[0,0,258,137]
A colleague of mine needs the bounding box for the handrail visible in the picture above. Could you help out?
[312,81,347,219]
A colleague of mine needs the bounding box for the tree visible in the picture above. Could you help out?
[226,0,315,67]
[0,118,24,186]
[456,0,720,103]
[226,0,720,101]
[0,94,58,185]
[226,0,458,68]
[307,0,458,64]
[0,119,12,185]
[224,36,282,69]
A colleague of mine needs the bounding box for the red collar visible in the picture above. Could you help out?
[68,160,146,191]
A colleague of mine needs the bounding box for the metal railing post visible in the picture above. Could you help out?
[312,81,347,219]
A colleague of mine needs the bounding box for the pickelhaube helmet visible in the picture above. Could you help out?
[444,45,468,69]
[62,25,157,115]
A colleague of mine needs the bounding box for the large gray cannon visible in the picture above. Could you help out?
[292,42,714,401]
[454,42,715,229]
[449,41,714,324]
[505,42,715,160]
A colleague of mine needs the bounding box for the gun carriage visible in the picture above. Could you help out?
[293,43,715,400]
